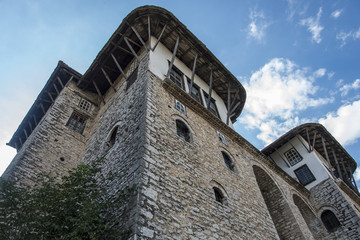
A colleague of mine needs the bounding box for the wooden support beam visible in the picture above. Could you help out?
[101,68,117,92]
[33,115,37,125]
[39,98,52,104]
[152,24,167,51]
[124,37,140,61]
[311,131,317,152]
[28,122,33,132]
[297,135,311,153]
[23,128,28,138]
[116,45,134,56]
[340,157,350,182]
[54,84,60,95]
[40,103,46,115]
[226,81,231,125]
[230,101,242,116]
[331,147,343,180]
[111,53,127,79]
[166,35,180,78]
[321,136,334,177]
[206,70,213,110]
[305,128,312,152]
[148,15,151,49]
[19,136,23,146]
[92,80,105,104]
[131,26,149,52]
[14,142,18,151]
[47,92,54,102]
[189,54,198,96]
[57,76,64,88]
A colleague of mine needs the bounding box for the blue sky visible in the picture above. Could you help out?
[1,0,360,183]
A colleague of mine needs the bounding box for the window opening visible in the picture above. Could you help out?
[203,92,219,117]
[108,126,118,147]
[175,100,186,115]
[66,112,87,134]
[284,147,303,166]
[187,78,202,104]
[169,65,184,89]
[176,119,190,142]
[126,67,138,91]
[321,210,340,231]
[79,98,91,112]
[294,165,316,186]
[217,131,227,145]
[222,151,235,171]
[213,187,224,204]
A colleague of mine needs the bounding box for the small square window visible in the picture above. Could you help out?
[284,147,303,166]
[294,165,316,186]
[79,98,91,112]
[66,111,87,134]
[175,100,186,115]
[217,131,226,145]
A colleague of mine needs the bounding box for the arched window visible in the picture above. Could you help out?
[222,151,235,171]
[213,187,224,204]
[176,120,190,142]
[108,126,118,147]
[321,210,340,231]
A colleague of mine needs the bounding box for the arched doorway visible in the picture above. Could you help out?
[253,165,305,240]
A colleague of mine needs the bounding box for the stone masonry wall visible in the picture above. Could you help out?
[2,81,98,186]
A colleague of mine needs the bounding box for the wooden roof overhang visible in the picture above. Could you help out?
[261,123,357,173]
[76,6,246,122]
[7,61,82,151]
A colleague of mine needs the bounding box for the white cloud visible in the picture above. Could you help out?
[336,28,360,47]
[314,68,326,78]
[331,9,343,19]
[355,167,360,181]
[239,58,333,145]
[300,8,324,43]
[340,79,360,96]
[247,9,270,41]
[319,100,360,146]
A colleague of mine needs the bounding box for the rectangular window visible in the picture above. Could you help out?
[187,78,202,104]
[175,99,186,115]
[126,67,138,91]
[66,111,87,134]
[294,165,316,186]
[169,65,184,89]
[78,98,91,112]
[284,147,303,166]
[203,92,219,118]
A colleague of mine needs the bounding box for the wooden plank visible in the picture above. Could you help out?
[124,37,140,61]
[92,80,105,104]
[40,103,46,115]
[19,136,23,146]
[166,35,180,78]
[111,53,127,79]
[23,128,28,138]
[340,157,350,181]
[189,54,198,96]
[321,136,334,177]
[47,92,54,102]
[57,76,64,88]
[331,147,343,180]
[53,84,60,95]
[230,101,241,115]
[305,128,312,152]
[152,24,167,51]
[226,81,231,125]
[131,26,149,52]
[311,131,317,151]
[206,70,213,110]
[33,115,38,125]
[117,45,134,56]
[101,67,117,92]
[28,122,33,132]
[148,15,151,49]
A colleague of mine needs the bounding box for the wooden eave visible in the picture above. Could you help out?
[77,5,246,122]
[261,123,357,173]
[7,61,82,151]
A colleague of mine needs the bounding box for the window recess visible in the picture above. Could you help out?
[186,77,202,104]
[66,111,87,134]
[169,64,184,90]
[284,147,303,166]
[294,165,316,186]
[203,92,219,118]
[175,99,186,115]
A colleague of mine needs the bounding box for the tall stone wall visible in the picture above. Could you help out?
[2,81,98,186]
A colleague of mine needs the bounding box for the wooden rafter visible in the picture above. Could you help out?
[148,15,151,49]
[111,53,127,79]
[57,76,64,88]
[321,136,334,177]
[53,84,60,95]
[189,54,198,96]
[124,37,140,61]
[92,80,105,104]
[226,81,231,125]
[101,67,117,92]
[331,147,343,180]
[131,26,149,52]
[167,35,180,78]
[152,23,167,51]
[206,70,213,110]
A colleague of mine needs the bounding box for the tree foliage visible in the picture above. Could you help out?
[0,160,135,240]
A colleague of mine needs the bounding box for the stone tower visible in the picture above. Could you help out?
[4,6,360,239]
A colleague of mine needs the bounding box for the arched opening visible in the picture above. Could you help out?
[175,119,190,142]
[253,165,305,240]
[293,194,326,239]
[221,151,235,171]
[213,187,225,204]
[321,210,340,232]
[108,126,118,147]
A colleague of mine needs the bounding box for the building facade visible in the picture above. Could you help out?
[3,6,360,239]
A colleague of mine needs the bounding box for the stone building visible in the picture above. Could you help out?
[3,5,360,239]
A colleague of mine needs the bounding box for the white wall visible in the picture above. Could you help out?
[269,135,331,190]
[149,36,234,129]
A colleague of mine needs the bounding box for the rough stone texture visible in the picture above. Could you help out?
[2,81,98,186]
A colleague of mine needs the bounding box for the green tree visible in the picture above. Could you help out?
[0,159,135,240]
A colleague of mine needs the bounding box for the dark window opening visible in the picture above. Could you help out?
[321,210,340,231]
[169,65,184,89]
[187,78,202,104]
[108,126,118,147]
[126,67,138,91]
[203,92,219,118]
[294,165,316,186]
[213,187,224,204]
[66,112,87,134]
[176,119,190,142]
[222,151,235,171]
